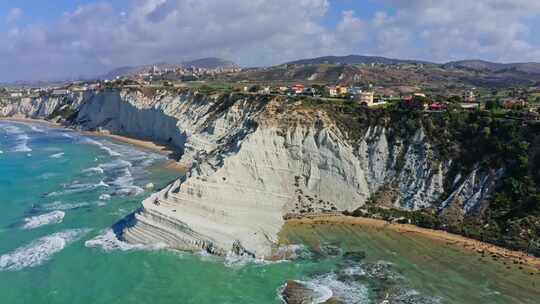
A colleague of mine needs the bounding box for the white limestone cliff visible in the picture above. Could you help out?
[0,89,501,258]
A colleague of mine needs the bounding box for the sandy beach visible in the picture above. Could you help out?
[87,131,188,173]
[1,116,187,172]
[1,116,174,154]
[286,215,540,270]
[85,131,176,156]
[0,116,61,127]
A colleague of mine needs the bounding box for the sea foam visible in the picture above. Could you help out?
[30,125,45,133]
[49,152,65,159]
[39,201,91,211]
[82,138,121,157]
[13,134,32,152]
[47,181,109,197]
[0,229,90,271]
[22,211,65,230]
[85,229,166,252]
[82,167,105,175]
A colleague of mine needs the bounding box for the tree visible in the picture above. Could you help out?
[248,85,261,93]
[485,100,498,110]
[448,95,463,103]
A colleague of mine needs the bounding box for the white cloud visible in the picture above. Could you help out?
[1,0,540,81]
[0,0,335,81]
[6,8,22,23]
[375,0,540,62]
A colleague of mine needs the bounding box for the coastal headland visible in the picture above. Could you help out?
[1,86,540,260]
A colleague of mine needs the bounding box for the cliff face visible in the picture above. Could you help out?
[0,90,503,257]
[0,96,65,118]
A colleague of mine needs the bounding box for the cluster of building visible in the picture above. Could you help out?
[0,82,104,100]
[401,93,450,111]
[3,78,538,116]
[136,64,241,82]
[243,84,382,106]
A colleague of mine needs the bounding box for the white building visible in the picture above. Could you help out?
[358,92,375,106]
[51,89,70,96]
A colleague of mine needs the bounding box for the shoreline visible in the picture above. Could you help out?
[286,215,540,269]
[83,131,176,157]
[0,116,61,127]
[84,131,188,173]
[1,116,187,172]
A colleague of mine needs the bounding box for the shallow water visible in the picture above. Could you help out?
[280,222,540,303]
[0,121,539,304]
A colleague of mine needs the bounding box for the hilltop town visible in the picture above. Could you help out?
[2,56,540,122]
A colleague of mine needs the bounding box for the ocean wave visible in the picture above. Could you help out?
[1,125,23,135]
[2,125,33,152]
[0,229,90,271]
[50,152,65,159]
[85,229,166,252]
[82,167,105,175]
[99,159,132,170]
[47,181,109,197]
[115,185,144,196]
[311,273,368,303]
[39,201,91,211]
[278,259,444,304]
[97,194,111,206]
[22,211,65,230]
[30,125,45,133]
[100,160,145,196]
[223,253,288,268]
[279,272,370,304]
[82,138,121,157]
[13,134,32,152]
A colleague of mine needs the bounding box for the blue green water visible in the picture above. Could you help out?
[0,121,539,304]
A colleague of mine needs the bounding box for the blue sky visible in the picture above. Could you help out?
[0,0,390,32]
[1,0,540,82]
[0,1,122,29]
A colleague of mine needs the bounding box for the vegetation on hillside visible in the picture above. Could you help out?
[297,97,540,255]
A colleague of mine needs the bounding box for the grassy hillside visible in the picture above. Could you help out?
[217,63,540,95]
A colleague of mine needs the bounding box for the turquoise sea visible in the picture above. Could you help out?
[0,121,539,304]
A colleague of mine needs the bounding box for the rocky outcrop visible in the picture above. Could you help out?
[0,89,502,258]
[280,280,336,304]
[440,168,504,223]
[0,96,63,118]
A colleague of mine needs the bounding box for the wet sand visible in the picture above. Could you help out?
[0,116,61,127]
[86,131,175,156]
[286,215,540,270]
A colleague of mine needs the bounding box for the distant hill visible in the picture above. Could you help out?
[443,60,540,74]
[102,57,239,79]
[285,55,434,66]
[217,58,540,93]
[183,58,238,69]
[286,55,540,75]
